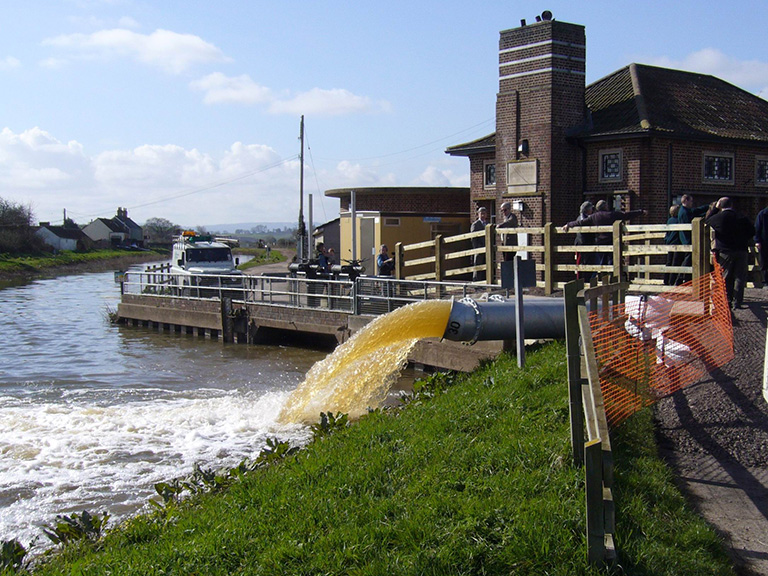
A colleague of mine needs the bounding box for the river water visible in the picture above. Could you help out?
[0,264,330,546]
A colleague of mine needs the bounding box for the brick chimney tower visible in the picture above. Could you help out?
[495,13,586,226]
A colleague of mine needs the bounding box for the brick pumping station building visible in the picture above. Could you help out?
[446,11,768,228]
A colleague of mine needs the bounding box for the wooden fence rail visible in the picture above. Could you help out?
[394,218,761,294]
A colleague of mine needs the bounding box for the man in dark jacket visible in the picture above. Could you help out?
[755,204,768,287]
[707,197,755,309]
[562,200,646,265]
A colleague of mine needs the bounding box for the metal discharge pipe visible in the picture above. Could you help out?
[442,297,566,343]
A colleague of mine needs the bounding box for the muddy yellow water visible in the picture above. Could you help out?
[279,299,453,423]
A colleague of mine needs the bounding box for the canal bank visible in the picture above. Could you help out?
[0,250,163,284]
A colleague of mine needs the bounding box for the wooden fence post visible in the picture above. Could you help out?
[691,217,709,281]
[434,235,444,282]
[485,224,495,285]
[544,222,555,295]
[585,439,605,564]
[394,242,403,280]
[564,279,585,466]
[612,221,624,284]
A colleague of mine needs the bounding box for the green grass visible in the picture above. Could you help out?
[0,250,160,276]
[235,248,287,271]
[19,343,735,575]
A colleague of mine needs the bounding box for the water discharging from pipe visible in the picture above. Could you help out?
[279,300,452,424]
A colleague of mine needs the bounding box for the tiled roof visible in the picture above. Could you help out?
[115,215,141,230]
[445,133,496,156]
[445,64,768,153]
[39,225,86,240]
[583,63,768,142]
[96,217,127,233]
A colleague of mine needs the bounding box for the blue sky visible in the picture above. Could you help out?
[2,0,768,228]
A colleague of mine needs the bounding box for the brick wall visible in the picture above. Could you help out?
[584,138,768,224]
[495,20,586,228]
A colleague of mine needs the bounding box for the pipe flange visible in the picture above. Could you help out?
[459,297,482,346]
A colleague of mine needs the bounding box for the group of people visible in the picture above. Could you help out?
[564,193,761,311]
[470,202,518,280]
[314,242,395,276]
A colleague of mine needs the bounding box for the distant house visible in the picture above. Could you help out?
[35,223,93,252]
[83,217,128,247]
[83,208,144,247]
[113,207,144,246]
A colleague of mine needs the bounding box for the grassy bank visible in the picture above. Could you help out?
[20,343,733,575]
[0,250,162,281]
[235,248,287,271]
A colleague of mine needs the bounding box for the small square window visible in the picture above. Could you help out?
[756,157,768,186]
[703,153,733,183]
[599,149,622,181]
[484,162,496,188]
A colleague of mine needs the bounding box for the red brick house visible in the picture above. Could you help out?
[447,13,768,227]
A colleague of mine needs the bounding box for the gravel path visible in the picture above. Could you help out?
[655,287,768,576]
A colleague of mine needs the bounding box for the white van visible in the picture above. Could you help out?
[171,231,244,296]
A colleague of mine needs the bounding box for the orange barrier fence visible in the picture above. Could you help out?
[588,264,734,427]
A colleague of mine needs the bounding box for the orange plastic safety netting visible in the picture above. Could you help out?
[587,264,734,427]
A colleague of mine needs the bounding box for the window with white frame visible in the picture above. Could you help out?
[484,161,496,189]
[702,152,734,183]
[756,157,768,186]
[599,149,622,182]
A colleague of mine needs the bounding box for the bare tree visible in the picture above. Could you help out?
[143,217,181,244]
[0,197,44,254]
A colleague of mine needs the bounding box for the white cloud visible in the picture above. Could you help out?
[191,72,389,116]
[0,56,21,70]
[643,48,768,98]
[0,127,307,225]
[1,127,456,226]
[39,57,68,69]
[331,160,397,187]
[0,127,89,189]
[190,73,272,105]
[412,165,469,188]
[42,28,229,74]
[269,87,384,116]
[117,16,140,29]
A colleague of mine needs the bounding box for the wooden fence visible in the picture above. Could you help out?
[564,276,623,566]
[394,218,761,294]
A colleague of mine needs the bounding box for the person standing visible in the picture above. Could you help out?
[377,244,395,276]
[471,207,489,281]
[496,201,518,262]
[664,204,681,286]
[573,201,595,280]
[315,242,330,274]
[675,194,710,284]
[562,200,646,266]
[706,197,755,309]
[755,204,768,287]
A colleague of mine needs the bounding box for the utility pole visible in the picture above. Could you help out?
[297,115,306,260]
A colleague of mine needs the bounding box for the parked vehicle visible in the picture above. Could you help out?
[170,231,244,297]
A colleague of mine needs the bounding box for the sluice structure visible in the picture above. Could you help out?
[116,270,560,372]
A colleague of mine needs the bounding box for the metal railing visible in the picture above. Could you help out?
[119,270,512,316]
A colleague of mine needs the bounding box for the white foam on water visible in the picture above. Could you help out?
[0,387,310,545]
